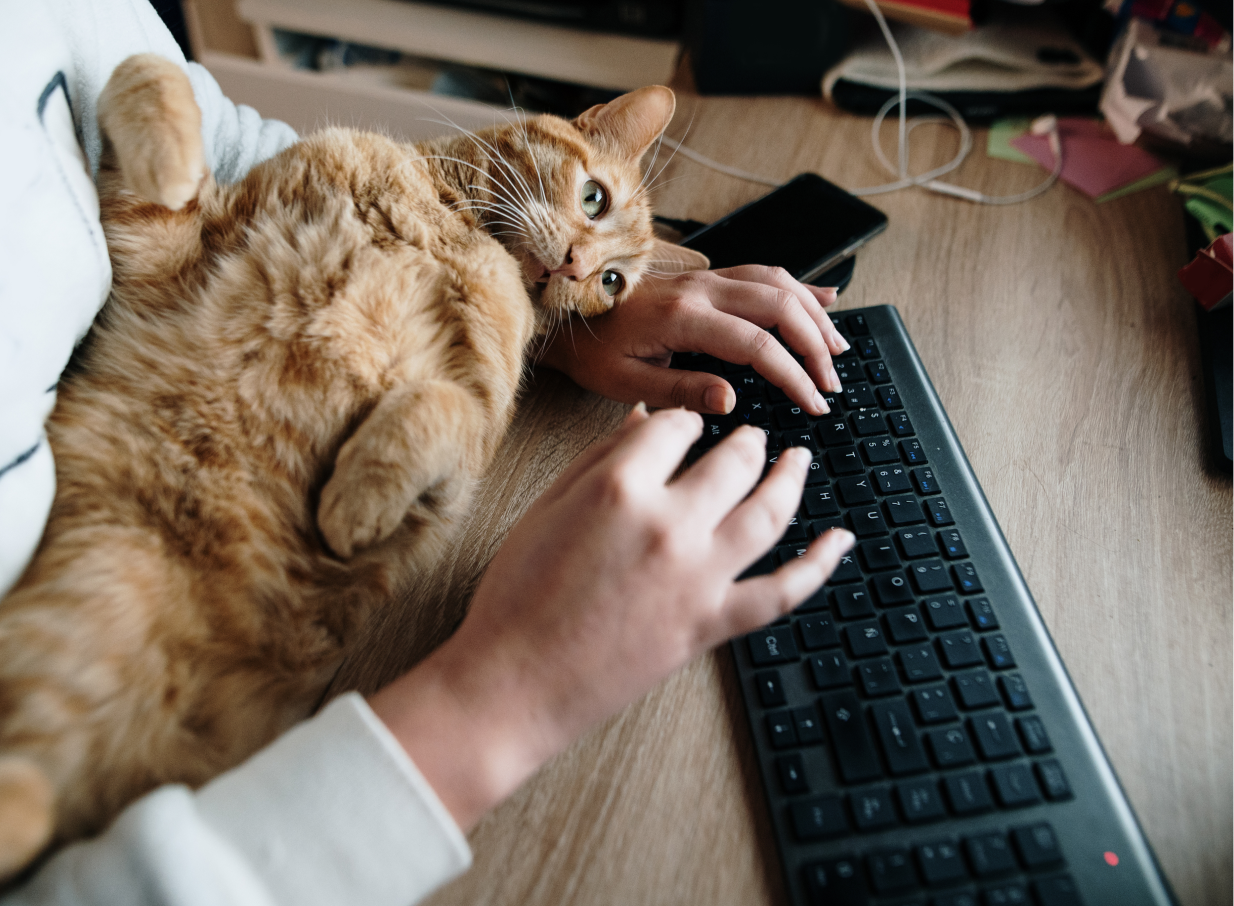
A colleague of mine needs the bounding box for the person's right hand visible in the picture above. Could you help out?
[370,405,855,830]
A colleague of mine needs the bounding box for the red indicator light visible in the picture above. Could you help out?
[1104,851,1120,867]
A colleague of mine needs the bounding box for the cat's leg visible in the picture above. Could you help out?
[317,381,486,558]
[98,54,204,210]
[0,758,54,882]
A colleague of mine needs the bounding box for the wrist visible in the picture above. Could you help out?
[367,637,558,831]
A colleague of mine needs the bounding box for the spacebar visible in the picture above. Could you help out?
[820,690,883,784]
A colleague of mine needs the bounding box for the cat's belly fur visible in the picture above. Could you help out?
[0,130,536,843]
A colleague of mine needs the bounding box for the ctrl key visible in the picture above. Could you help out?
[790,795,848,842]
[747,625,799,665]
[802,856,866,905]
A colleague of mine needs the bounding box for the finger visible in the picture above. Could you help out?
[707,445,813,565]
[714,528,856,642]
[810,285,840,310]
[596,406,704,491]
[539,403,650,506]
[712,266,849,364]
[674,306,828,416]
[801,286,850,356]
[591,357,737,414]
[671,425,772,525]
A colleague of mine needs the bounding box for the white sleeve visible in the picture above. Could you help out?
[186,62,298,185]
[2,695,472,906]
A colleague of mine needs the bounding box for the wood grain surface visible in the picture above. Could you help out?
[331,92,1232,906]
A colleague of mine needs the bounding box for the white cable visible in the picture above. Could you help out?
[658,0,1063,205]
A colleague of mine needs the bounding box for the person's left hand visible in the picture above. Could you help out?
[537,265,850,417]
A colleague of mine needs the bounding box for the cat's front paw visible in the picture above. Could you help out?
[317,473,411,559]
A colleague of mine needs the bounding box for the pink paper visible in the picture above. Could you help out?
[1010,118,1166,199]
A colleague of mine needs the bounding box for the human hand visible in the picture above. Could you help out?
[537,266,850,417]
[369,405,855,830]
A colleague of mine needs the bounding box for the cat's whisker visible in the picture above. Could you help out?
[633,114,696,204]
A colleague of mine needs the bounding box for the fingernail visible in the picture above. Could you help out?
[813,390,830,415]
[836,335,851,352]
[632,401,647,415]
[829,366,842,392]
[833,528,856,549]
[788,446,813,468]
[705,384,733,414]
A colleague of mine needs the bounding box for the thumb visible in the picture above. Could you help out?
[619,360,735,414]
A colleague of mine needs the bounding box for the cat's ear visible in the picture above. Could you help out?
[648,238,710,274]
[574,86,676,162]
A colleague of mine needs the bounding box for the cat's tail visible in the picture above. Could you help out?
[0,756,54,882]
[98,53,205,211]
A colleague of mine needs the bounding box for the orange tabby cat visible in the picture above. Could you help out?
[0,53,707,877]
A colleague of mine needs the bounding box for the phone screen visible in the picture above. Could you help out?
[681,174,888,281]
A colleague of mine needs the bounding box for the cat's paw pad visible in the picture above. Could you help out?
[317,475,410,558]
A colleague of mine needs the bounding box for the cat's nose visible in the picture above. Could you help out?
[550,246,587,281]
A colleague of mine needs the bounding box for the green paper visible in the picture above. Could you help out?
[987,118,1036,166]
[1094,166,1179,204]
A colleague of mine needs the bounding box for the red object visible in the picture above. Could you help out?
[1104,851,1121,867]
[1178,234,1233,311]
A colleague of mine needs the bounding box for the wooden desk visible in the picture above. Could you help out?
[332,93,1232,906]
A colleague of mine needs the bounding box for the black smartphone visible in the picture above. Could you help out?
[680,173,888,284]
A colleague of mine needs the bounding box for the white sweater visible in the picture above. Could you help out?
[0,2,472,903]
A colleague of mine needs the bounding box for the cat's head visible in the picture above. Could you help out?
[444,87,709,323]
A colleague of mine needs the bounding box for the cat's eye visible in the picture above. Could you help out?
[600,270,624,297]
[581,180,607,218]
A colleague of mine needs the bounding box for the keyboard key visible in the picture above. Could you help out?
[888,412,915,437]
[965,831,1016,877]
[846,313,870,334]
[700,414,735,446]
[791,795,848,841]
[911,466,939,494]
[821,690,883,783]
[748,626,799,665]
[776,752,809,793]
[896,527,937,559]
[938,528,968,559]
[911,685,959,724]
[782,428,819,452]
[884,494,927,526]
[754,669,786,707]
[810,652,853,690]
[850,786,898,831]
[872,465,912,494]
[774,403,809,429]
[999,674,1033,710]
[970,713,1021,760]
[936,894,979,906]
[829,551,863,583]
[767,710,798,748]
[983,634,1016,669]
[926,496,955,526]
[850,410,888,437]
[858,658,901,697]
[798,614,839,650]
[861,436,900,464]
[909,559,954,593]
[835,587,875,619]
[885,606,929,644]
[984,882,1030,905]
[1035,759,1074,801]
[794,706,825,744]
[917,839,968,886]
[944,770,994,815]
[780,516,808,545]
[926,726,976,768]
[802,857,867,905]
[870,699,927,775]
[923,595,967,630]
[843,383,877,408]
[938,630,984,668]
[952,671,1001,710]
[954,562,985,595]
[803,485,841,518]
[838,476,877,506]
[1012,822,1065,869]
[900,439,928,464]
[866,848,916,894]
[899,645,943,683]
[856,337,880,359]
[1016,716,1052,754]
[876,385,903,409]
[849,506,889,538]
[968,597,1000,631]
[866,360,890,384]
[858,539,900,571]
[990,762,1042,808]
[1033,875,1083,906]
[827,447,864,475]
[897,778,946,822]
[871,571,914,606]
[817,419,854,447]
[734,399,770,426]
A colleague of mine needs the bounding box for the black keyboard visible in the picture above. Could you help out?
[672,305,1176,906]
